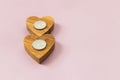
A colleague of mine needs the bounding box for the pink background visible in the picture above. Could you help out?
[0,0,120,80]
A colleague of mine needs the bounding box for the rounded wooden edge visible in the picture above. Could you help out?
[26,16,40,23]
[26,16,55,37]
[42,16,54,22]
[24,34,55,64]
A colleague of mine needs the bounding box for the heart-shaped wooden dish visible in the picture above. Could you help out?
[24,34,55,64]
[26,16,54,37]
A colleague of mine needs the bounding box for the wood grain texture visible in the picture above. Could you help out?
[26,16,54,37]
[24,34,55,64]
[24,16,55,64]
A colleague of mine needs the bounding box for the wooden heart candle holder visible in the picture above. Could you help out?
[24,16,55,64]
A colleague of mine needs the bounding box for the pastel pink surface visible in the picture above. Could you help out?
[0,0,120,80]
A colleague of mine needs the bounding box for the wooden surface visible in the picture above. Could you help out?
[24,16,55,64]
[26,16,54,37]
[24,34,55,64]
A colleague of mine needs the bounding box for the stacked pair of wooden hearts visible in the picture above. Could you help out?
[24,16,55,64]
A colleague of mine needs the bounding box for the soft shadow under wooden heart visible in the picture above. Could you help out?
[24,34,55,64]
[26,16,54,37]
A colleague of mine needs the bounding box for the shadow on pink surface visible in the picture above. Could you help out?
[52,23,61,36]
[43,42,62,65]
